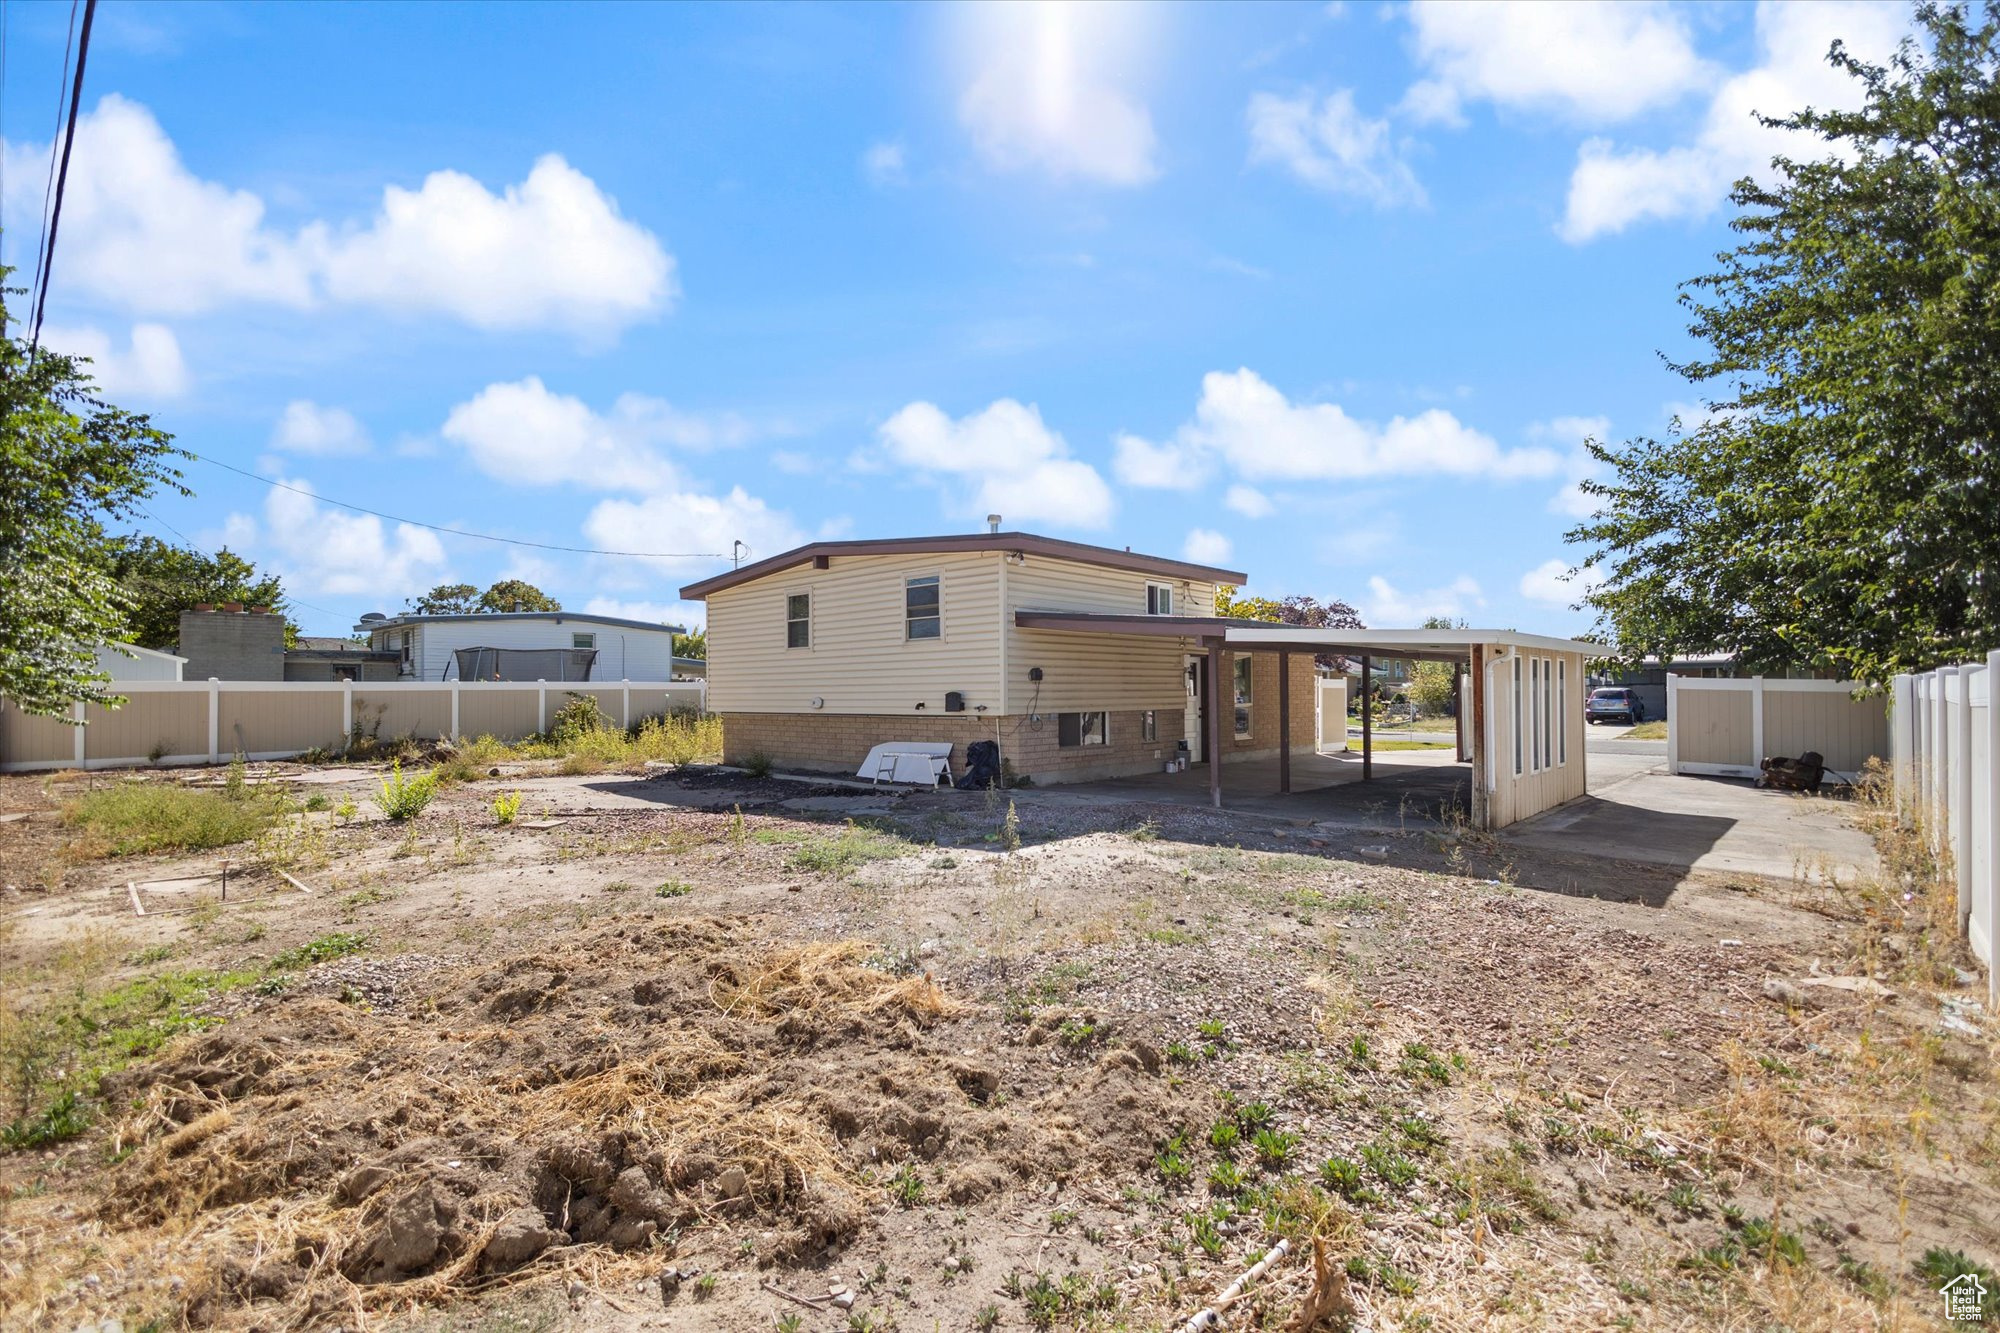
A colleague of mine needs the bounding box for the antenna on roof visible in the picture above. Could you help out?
[732,539,747,569]
[987,514,1002,534]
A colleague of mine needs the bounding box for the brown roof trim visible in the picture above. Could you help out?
[679,533,1248,599]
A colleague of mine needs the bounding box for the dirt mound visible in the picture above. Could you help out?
[81,917,1197,1327]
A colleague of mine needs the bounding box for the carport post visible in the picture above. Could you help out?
[1468,646,1487,828]
[1206,640,1225,809]
[1278,650,1292,794]
[1360,655,1373,781]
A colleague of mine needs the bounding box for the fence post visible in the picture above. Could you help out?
[1934,669,1954,853]
[207,679,221,764]
[450,682,461,743]
[1957,664,1978,935]
[1891,674,1913,822]
[1749,675,1766,769]
[73,701,85,767]
[622,680,631,730]
[537,680,548,735]
[1987,650,2000,1006]
[1666,674,1680,775]
[341,679,353,744]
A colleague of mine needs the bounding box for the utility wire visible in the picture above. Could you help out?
[29,0,93,355]
[26,0,75,335]
[184,450,729,561]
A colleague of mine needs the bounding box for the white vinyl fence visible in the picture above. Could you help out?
[0,678,707,773]
[1892,654,1999,1002]
[1667,675,1889,784]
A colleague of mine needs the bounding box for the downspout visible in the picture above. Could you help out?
[996,551,1010,774]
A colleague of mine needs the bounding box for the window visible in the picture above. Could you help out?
[1542,657,1554,770]
[1057,712,1109,747]
[572,632,596,650]
[1512,655,1523,776]
[786,592,811,649]
[1557,658,1567,765]
[1141,709,1158,742]
[1530,658,1543,771]
[1146,582,1175,616]
[905,576,941,640]
[1233,654,1254,740]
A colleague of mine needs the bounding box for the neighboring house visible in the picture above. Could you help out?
[353,611,687,682]
[680,529,1314,784]
[94,642,186,682]
[672,656,709,682]
[179,606,288,680]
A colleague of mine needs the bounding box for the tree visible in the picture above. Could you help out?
[106,537,288,650]
[0,275,186,715]
[1216,586,1365,669]
[408,582,480,615]
[1408,616,1465,715]
[673,629,707,659]
[478,579,560,613]
[1570,5,2000,680]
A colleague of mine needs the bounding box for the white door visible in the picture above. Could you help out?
[1184,656,1204,763]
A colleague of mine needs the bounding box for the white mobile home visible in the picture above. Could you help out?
[354,611,686,682]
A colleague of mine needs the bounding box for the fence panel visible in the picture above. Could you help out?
[2,679,708,773]
[1891,656,1998,1004]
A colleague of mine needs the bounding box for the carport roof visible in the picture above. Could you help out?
[1012,612,1602,663]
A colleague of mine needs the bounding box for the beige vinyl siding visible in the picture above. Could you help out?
[705,552,1003,715]
[1006,560,1216,713]
[1487,649,1587,829]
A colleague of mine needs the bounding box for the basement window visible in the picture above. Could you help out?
[1058,712,1109,747]
[1141,710,1158,743]
[905,576,941,640]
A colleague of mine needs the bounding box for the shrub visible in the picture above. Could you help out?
[377,761,438,821]
[492,791,523,825]
[62,781,284,856]
[741,751,774,779]
[549,693,609,743]
[269,932,368,970]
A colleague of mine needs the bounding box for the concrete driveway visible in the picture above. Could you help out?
[1510,740,1877,883]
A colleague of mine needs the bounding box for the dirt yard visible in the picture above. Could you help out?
[0,756,1995,1331]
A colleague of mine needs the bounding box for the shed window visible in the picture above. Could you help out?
[1233,654,1254,740]
[786,593,811,649]
[1530,658,1543,771]
[1057,712,1108,747]
[1512,655,1523,776]
[1542,657,1555,769]
[1557,659,1568,764]
[572,632,596,650]
[1146,582,1175,616]
[905,576,941,640]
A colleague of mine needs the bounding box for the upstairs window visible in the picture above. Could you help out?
[786,593,811,649]
[905,576,941,640]
[1146,582,1175,615]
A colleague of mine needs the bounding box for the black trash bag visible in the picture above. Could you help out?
[956,740,1002,790]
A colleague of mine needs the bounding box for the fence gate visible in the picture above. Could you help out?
[1315,678,1348,752]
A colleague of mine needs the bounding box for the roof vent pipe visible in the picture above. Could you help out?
[987,514,1002,533]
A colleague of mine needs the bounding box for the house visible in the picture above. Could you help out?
[352,611,687,682]
[681,525,1599,828]
[285,636,402,683]
[94,642,186,682]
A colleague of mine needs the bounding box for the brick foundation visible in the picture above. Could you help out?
[724,708,1194,785]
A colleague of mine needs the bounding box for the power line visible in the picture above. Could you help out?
[29,0,93,355]
[26,0,75,336]
[184,450,730,561]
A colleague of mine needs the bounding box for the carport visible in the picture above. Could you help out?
[1011,615,1598,829]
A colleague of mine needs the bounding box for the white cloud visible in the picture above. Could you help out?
[877,398,1115,529]
[1528,414,1611,516]
[583,486,805,575]
[4,95,672,337]
[315,155,675,337]
[1120,368,1563,488]
[272,400,370,456]
[1561,2,1911,242]
[1112,431,1206,490]
[441,377,754,492]
[1403,1,1712,126]
[40,322,187,398]
[581,597,706,631]
[226,477,447,599]
[955,1,1160,186]
[1183,528,1234,565]
[1519,558,1604,605]
[1247,90,1424,206]
[1363,574,1483,626]
[862,141,908,186]
[1224,484,1274,518]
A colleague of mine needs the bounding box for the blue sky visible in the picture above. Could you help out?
[1,0,1916,637]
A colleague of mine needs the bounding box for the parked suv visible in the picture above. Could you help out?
[1586,687,1647,725]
